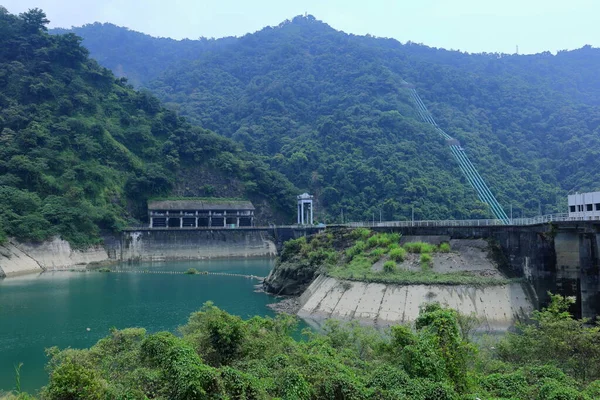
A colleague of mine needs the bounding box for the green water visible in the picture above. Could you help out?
[0,258,278,393]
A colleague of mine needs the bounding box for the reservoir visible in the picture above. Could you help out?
[0,258,277,393]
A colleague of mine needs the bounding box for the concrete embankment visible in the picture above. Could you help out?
[298,275,534,330]
[1,230,276,277]
[0,238,108,277]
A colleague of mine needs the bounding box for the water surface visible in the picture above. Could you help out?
[0,258,276,393]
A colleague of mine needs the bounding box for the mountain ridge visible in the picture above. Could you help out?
[52,14,600,221]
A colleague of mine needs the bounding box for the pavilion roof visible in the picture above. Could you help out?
[148,199,255,211]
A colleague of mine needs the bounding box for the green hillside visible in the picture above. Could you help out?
[56,15,600,222]
[0,8,296,246]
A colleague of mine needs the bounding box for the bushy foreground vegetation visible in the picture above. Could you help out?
[0,8,296,246]
[4,296,600,399]
[278,228,510,286]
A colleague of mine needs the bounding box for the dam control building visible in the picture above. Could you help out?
[148,200,255,228]
[568,191,600,220]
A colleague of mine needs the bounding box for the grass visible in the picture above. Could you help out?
[389,247,407,262]
[383,260,396,273]
[328,267,517,287]
[439,242,451,253]
[420,253,433,271]
[345,240,366,260]
[148,196,248,203]
[403,241,436,254]
[284,228,512,287]
[328,249,514,287]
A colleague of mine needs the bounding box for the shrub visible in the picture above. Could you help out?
[420,253,432,270]
[371,248,385,260]
[351,228,371,240]
[537,378,589,400]
[584,380,600,398]
[185,268,199,275]
[482,371,529,399]
[389,247,407,262]
[376,234,392,247]
[383,261,396,273]
[98,268,111,272]
[388,232,401,243]
[280,237,307,262]
[43,357,108,400]
[367,235,380,248]
[439,242,451,253]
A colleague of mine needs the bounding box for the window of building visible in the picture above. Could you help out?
[595,203,600,211]
[570,205,576,212]
[587,204,593,211]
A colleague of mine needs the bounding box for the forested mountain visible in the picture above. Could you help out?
[55,15,600,222]
[0,8,296,246]
[51,23,236,87]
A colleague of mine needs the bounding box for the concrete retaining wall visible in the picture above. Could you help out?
[0,238,108,277]
[114,229,276,262]
[0,241,44,277]
[298,275,534,330]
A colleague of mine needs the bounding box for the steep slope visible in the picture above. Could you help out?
[57,15,600,221]
[0,8,296,246]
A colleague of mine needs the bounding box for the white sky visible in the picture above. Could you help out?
[3,0,597,54]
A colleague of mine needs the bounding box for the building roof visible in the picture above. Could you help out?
[148,200,255,211]
[297,193,313,200]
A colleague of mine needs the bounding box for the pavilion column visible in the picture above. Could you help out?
[166,217,169,228]
[195,217,198,228]
[236,217,240,227]
[149,217,153,228]
[310,201,313,225]
[224,217,227,227]
[297,204,301,224]
[180,218,183,228]
[301,202,305,225]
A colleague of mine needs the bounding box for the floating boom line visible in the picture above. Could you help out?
[402,80,510,224]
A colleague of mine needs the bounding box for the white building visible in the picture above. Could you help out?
[568,191,600,220]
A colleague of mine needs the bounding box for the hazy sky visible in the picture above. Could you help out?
[3,0,597,54]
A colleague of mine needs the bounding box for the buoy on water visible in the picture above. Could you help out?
[86,328,91,332]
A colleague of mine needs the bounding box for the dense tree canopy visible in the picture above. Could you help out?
[58,15,600,222]
[0,8,296,246]
[7,296,600,399]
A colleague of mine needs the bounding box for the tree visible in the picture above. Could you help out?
[20,8,49,33]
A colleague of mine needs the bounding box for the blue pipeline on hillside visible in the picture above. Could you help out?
[402,80,510,224]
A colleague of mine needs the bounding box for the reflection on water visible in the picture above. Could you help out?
[0,258,276,393]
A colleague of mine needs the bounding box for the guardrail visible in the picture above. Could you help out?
[341,213,574,228]
[125,213,593,231]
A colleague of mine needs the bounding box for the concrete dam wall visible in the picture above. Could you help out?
[114,229,277,262]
